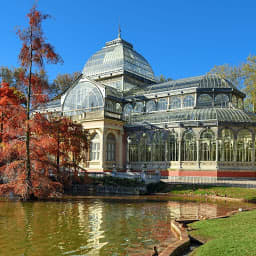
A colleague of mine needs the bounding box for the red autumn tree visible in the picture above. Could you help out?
[0,82,63,199]
[0,5,90,200]
[42,114,89,187]
[17,5,62,199]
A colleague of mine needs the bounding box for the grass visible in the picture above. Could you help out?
[188,210,256,256]
[169,185,256,201]
[147,182,256,202]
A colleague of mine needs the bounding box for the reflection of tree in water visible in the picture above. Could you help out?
[0,201,26,256]
[0,199,247,256]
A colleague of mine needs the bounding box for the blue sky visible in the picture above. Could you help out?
[1,0,256,82]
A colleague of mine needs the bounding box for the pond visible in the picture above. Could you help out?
[0,195,253,256]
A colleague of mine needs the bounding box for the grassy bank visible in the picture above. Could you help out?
[188,209,256,256]
[147,182,256,201]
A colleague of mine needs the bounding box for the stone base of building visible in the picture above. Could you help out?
[161,170,256,180]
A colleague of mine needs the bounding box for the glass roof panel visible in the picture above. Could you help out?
[63,81,104,116]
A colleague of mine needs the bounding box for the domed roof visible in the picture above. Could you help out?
[82,35,155,82]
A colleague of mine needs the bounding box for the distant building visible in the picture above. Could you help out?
[39,32,256,182]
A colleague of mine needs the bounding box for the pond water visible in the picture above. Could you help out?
[0,195,254,256]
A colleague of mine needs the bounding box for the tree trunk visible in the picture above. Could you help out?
[25,28,33,200]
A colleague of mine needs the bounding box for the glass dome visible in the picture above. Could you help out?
[82,37,155,82]
[62,80,104,116]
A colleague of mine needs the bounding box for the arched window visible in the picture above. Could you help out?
[181,130,197,161]
[106,100,115,112]
[237,129,252,162]
[106,133,116,161]
[220,129,234,161]
[215,94,229,108]
[139,133,152,162]
[183,95,194,108]
[232,95,237,108]
[169,97,181,109]
[123,104,133,119]
[90,133,100,161]
[134,102,144,113]
[63,80,104,116]
[157,98,168,111]
[200,129,216,161]
[146,100,156,112]
[129,135,139,162]
[167,132,178,161]
[197,94,212,108]
[116,103,122,113]
[152,132,165,161]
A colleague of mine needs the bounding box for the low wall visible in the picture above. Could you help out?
[70,184,146,195]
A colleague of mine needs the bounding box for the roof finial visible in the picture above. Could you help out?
[118,24,121,38]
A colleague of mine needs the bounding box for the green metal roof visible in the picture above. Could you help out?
[127,108,256,125]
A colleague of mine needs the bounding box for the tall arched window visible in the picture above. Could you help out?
[134,102,144,113]
[139,133,152,162]
[215,94,229,108]
[197,94,212,108]
[200,129,216,161]
[129,135,139,162]
[220,129,234,161]
[181,130,197,161]
[116,103,122,113]
[106,133,116,161]
[167,132,178,161]
[237,129,252,162]
[146,100,156,112]
[169,97,181,109]
[157,98,168,111]
[106,100,115,112]
[183,95,194,108]
[123,104,133,119]
[90,133,100,161]
[152,132,165,161]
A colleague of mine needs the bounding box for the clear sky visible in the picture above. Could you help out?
[1,0,256,82]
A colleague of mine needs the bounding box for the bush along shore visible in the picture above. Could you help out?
[69,176,147,195]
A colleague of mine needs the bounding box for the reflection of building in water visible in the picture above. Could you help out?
[87,203,107,256]
[167,202,218,219]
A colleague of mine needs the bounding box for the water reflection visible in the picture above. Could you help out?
[0,197,253,256]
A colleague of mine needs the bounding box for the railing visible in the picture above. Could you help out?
[164,176,256,188]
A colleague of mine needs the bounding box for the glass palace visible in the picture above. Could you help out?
[39,33,256,182]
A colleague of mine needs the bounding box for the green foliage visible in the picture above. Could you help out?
[209,64,243,89]
[91,176,145,187]
[146,181,170,194]
[209,55,256,112]
[51,72,81,97]
[189,210,256,256]
[157,74,173,82]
